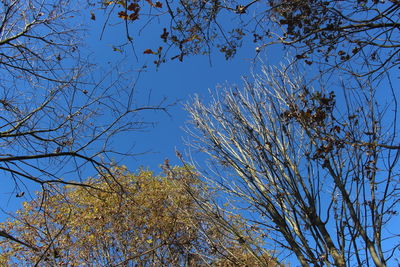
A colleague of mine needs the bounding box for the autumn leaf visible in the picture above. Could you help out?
[118,11,128,20]
[145,0,162,8]
[90,11,96,20]
[128,3,140,11]
[296,54,307,59]
[161,28,169,42]
[143,49,155,54]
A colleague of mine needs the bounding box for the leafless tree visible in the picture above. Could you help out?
[0,1,167,195]
[166,161,282,266]
[186,63,400,266]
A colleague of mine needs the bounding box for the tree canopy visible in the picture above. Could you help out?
[0,165,277,266]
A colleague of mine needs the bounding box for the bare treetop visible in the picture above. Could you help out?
[0,0,167,193]
[187,63,399,266]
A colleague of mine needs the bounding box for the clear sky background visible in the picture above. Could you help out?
[1,2,398,265]
[84,8,284,172]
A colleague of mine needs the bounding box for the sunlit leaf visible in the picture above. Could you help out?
[143,49,155,54]
[118,11,128,20]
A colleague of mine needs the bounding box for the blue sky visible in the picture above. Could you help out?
[0,2,285,214]
[1,2,398,265]
[84,9,284,172]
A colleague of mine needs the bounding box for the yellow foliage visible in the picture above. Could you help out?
[0,165,275,266]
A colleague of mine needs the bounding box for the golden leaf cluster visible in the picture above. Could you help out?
[0,165,274,266]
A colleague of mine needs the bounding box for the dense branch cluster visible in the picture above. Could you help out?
[0,0,166,188]
[187,65,399,266]
[102,0,400,75]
